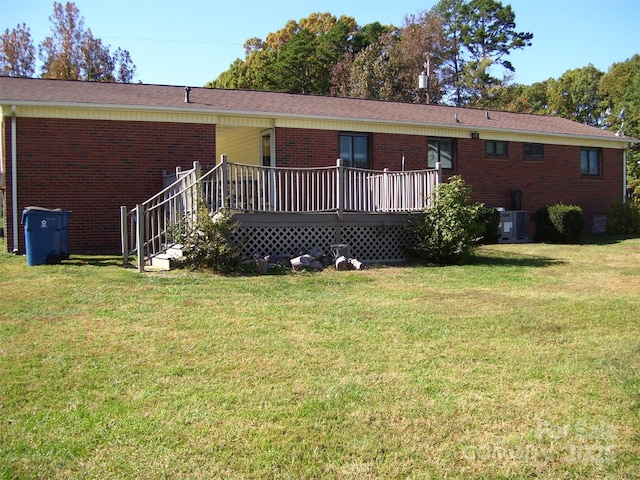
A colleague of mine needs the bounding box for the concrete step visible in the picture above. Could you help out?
[150,244,184,271]
[165,244,184,258]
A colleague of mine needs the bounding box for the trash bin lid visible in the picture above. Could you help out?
[24,206,63,212]
[22,206,71,224]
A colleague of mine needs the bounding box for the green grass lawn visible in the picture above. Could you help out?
[1,238,639,479]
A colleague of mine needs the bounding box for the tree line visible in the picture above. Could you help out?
[1,1,637,181]
[0,2,135,83]
[205,0,638,180]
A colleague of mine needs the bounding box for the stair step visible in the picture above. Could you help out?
[150,244,184,271]
[165,246,184,258]
[151,253,176,271]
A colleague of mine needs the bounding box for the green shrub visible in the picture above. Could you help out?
[476,206,501,244]
[406,176,483,265]
[533,203,584,244]
[606,200,640,235]
[627,178,640,203]
[172,208,241,273]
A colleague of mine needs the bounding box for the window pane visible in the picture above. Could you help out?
[589,150,599,174]
[580,150,589,174]
[428,141,439,168]
[487,141,507,156]
[581,149,600,175]
[428,139,453,169]
[353,136,368,168]
[340,134,368,168]
[486,141,493,155]
[261,133,271,167]
[340,135,352,163]
[440,140,453,168]
[524,143,543,158]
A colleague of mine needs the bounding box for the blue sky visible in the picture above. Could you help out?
[1,0,639,88]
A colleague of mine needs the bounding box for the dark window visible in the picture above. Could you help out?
[581,148,601,175]
[487,140,508,156]
[428,138,454,169]
[524,143,544,158]
[340,133,369,168]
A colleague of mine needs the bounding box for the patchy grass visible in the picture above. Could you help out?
[1,238,639,479]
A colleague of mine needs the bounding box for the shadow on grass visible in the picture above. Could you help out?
[580,234,640,245]
[63,256,124,268]
[471,250,565,268]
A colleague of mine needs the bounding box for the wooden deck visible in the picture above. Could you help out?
[121,157,441,268]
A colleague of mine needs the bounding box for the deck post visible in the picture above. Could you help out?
[136,203,145,273]
[221,154,229,210]
[383,168,390,212]
[436,161,442,185]
[336,158,344,219]
[120,206,128,267]
[192,160,201,219]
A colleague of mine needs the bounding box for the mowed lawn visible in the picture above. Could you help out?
[1,238,639,479]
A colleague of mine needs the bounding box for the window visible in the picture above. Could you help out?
[261,130,273,167]
[340,133,369,168]
[428,138,454,169]
[581,148,601,176]
[524,143,544,159]
[486,140,508,156]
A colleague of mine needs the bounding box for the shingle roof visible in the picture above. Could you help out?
[0,76,635,143]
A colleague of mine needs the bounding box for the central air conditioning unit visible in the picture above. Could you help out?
[498,210,529,243]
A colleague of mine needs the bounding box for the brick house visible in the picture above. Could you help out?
[0,77,636,256]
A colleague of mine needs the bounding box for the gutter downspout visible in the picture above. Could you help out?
[11,105,18,253]
[623,149,628,202]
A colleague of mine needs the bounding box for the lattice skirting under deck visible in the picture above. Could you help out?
[231,213,410,263]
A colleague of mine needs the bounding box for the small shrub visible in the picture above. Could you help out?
[173,208,241,273]
[533,203,584,244]
[406,176,483,265]
[627,178,640,203]
[606,200,640,235]
[476,206,501,244]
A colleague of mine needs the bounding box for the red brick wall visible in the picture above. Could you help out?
[275,127,624,234]
[452,138,624,234]
[3,121,623,254]
[3,117,216,254]
[275,128,428,170]
[275,128,338,167]
[371,133,427,171]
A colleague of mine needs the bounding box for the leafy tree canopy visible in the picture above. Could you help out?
[206,12,395,95]
[0,1,136,82]
[0,23,35,77]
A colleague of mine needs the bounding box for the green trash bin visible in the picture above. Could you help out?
[21,207,69,266]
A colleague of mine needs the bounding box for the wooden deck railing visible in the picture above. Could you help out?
[121,156,441,270]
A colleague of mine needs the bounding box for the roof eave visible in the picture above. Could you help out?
[2,99,635,147]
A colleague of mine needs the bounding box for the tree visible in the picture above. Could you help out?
[395,13,447,104]
[266,29,318,94]
[39,1,135,82]
[430,0,532,106]
[460,0,532,72]
[0,23,35,77]
[39,1,85,79]
[80,29,115,82]
[345,34,396,100]
[112,47,136,83]
[599,55,640,182]
[547,65,604,126]
[431,0,467,105]
[330,21,396,97]
[208,13,394,96]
